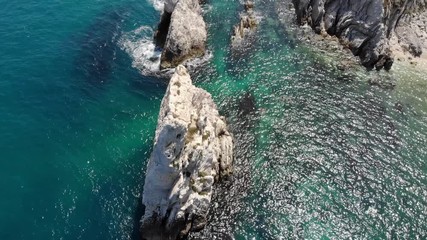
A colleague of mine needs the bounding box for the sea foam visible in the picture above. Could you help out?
[119,26,164,75]
[149,0,164,12]
[119,0,212,77]
[120,25,212,77]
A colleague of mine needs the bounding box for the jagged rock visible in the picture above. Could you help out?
[140,65,233,240]
[395,22,424,57]
[244,1,254,11]
[231,1,258,45]
[155,0,207,70]
[292,0,427,70]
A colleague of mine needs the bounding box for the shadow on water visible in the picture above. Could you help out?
[131,198,145,240]
[128,143,155,240]
[128,145,152,240]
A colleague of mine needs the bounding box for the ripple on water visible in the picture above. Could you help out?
[189,0,427,238]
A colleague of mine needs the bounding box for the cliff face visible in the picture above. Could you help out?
[155,0,207,70]
[140,65,233,240]
[292,0,427,70]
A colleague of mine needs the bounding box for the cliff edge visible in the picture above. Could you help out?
[140,65,233,240]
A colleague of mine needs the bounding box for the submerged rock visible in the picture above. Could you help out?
[155,0,207,70]
[140,65,233,240]
[292,0,427,70]
[368,74,397,90]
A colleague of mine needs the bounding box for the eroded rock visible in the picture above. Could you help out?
[231,1,258,46]
[292,0,427,70]
[155,0,207,70]
[140,65,233,240]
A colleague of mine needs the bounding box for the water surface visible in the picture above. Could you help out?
[0,0,426,239]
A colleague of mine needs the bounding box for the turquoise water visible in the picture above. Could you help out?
[1,0,426,239]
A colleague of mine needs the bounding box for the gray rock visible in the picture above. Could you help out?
[292,0,427,70]
[140,65,233,240]
[158,0,207,70]
[231,1,258,47]
[396,25,423,57]
[164,0,179,13]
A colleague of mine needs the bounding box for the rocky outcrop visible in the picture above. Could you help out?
[231,1,258,46]
[292,0,427,70]
[154,0,207,70]
[140,65,233,240]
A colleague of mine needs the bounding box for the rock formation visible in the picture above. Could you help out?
[231,1,258,46]
[140,65,233,240]
[292,0,427,70]
[154,0,207,70]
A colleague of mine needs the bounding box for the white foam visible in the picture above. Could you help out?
[120,25,212,77]
[149,0,164,12]
[119,26,163,75]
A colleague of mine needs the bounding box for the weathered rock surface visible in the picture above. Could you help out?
[140,65,233,240]
[292,0,427,70]
[155,0,207,70]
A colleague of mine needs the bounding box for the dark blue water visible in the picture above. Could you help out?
[0,1,165,239]
[1,0,426,239]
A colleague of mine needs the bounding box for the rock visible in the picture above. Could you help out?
[231,1,258,46]
[336,61,349,71]
[395,102,404,112]
[157,0,207,70]
[368,74,396,90]
[164,0,179,13]
[292,0,427,70]
[395,24,423,57]
[244,1,254,11]
[140,65,234,240]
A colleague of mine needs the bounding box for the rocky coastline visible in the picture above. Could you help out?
[140,65,233,240]
[138,1,426,239]
[291,0,427,70]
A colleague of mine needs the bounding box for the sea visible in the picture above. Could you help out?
[0,0,426,239]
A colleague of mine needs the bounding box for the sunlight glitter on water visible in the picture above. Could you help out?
[186,0,427,238]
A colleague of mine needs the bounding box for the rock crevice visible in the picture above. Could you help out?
[140,65,233,240]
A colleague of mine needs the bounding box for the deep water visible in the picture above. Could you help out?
[0,0,426,239]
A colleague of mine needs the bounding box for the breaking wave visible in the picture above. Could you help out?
[119,26,163,75]
[149,0,164,12]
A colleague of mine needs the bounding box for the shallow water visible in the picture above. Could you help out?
[0,0,426,239]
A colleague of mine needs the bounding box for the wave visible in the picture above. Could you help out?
[149,0,164,12]
[119,26,164,75]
